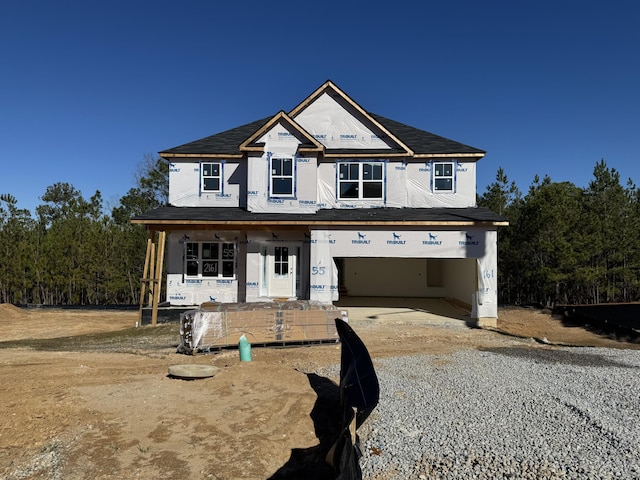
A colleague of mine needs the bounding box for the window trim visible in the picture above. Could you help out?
[185,240,236,279]
[200,161,223,194]
[432,160,456,193]
[336,161,385,201]
[268,154,296,198]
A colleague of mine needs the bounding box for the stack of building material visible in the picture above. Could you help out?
[178,301,345,354]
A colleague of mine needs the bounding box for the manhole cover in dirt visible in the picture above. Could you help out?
[168,364,220,379]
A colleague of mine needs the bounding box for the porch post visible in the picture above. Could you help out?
[137,229,167,327]
[138,230,154,326]
[309,229,339,304]
[151,230,166,327]
[475,230,498,328]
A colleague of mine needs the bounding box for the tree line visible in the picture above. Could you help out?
[0,155,168,305]
[1,156,638,307]
[478,159,640,306]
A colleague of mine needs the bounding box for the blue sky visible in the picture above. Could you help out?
[2,1,639,215]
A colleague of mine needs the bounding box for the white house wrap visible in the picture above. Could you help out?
[133,80,507,327]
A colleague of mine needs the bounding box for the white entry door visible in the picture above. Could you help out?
[266,244,297,298]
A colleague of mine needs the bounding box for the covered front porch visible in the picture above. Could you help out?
[132,206,505,327]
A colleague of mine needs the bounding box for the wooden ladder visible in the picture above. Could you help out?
[138,230,166,327]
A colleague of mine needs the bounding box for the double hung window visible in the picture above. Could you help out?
[185,241,235,278]
[270,157,294,197]
[201,162,222,192]
[433,161,455,192]
[338,162,384,200]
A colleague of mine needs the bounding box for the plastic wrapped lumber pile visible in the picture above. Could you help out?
[178,301,345,354]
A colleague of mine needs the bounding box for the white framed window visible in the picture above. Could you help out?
[273,246,289,277]
[270,157,295,197]
[201,162,222,192]
[338,161,384,200]
[433,161,455,192]
[185,241,235,278]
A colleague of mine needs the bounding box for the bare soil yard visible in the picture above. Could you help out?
[0,302,637,479]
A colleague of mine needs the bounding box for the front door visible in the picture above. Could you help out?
[267,244,297,298]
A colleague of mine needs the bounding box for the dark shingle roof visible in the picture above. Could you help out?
[368,114,485,155]
[132,206,507,226]
[160,113,484,157]
[161,117,272,156]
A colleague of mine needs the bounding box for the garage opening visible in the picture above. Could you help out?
[335,257,476,305]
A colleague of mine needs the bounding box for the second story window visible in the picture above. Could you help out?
[270,157,295,197]
[338,162,384,200]
[186,241,235,278]
[433,161,455,192]
[201,162,222,192]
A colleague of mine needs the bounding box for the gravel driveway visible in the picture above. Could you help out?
[358,346,640,479]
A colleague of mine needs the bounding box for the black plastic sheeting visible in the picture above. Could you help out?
[327,318,380,480]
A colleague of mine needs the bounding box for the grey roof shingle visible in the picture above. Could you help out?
[160,113,484,157]
[368,114,485,155]
[132,206,507,225]
[161,117,271,156]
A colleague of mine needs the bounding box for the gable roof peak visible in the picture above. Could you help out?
[160,80,484,159]
[239,110,324,153]
[289,80,351,117]
[289,80,414,156]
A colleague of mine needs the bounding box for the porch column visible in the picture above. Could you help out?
[474,230,498,328]
[309,230,339,303]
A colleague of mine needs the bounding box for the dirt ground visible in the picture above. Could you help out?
[0,302,637,480]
